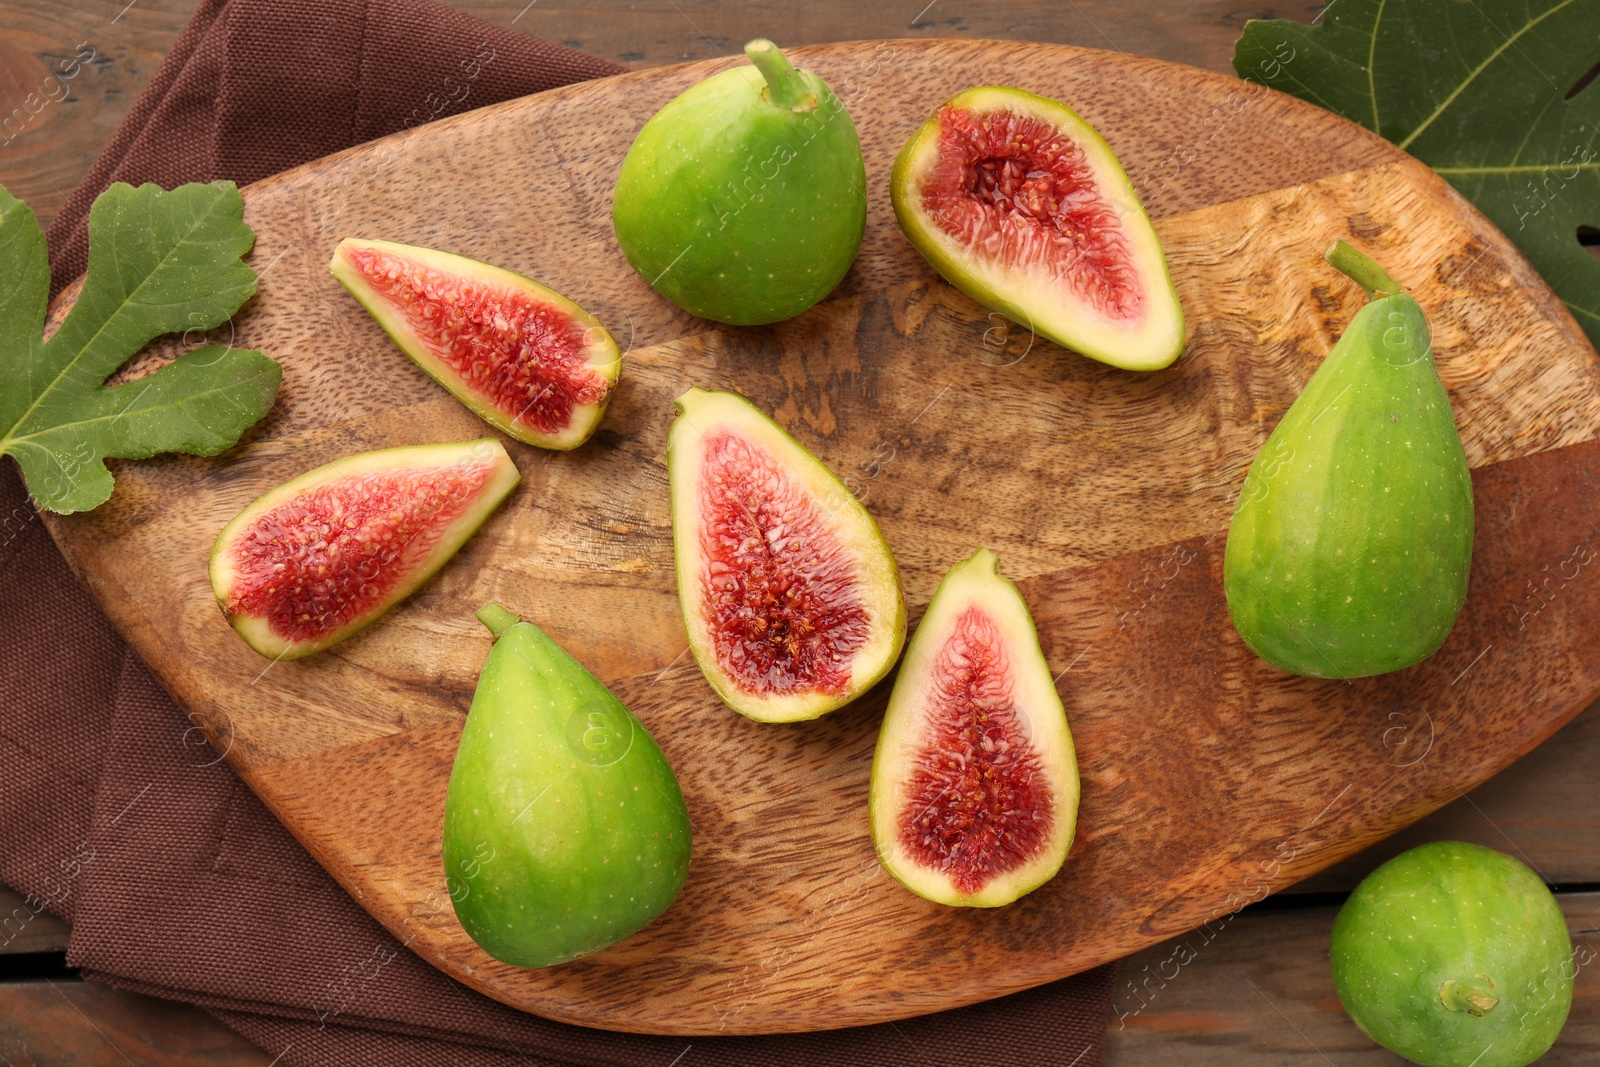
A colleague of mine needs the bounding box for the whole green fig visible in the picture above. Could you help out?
[442,604,691,967]
[612,39,866,325]
[1225,241,1473,678]
[1331,842,1572,1067]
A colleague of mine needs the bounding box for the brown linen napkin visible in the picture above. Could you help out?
[1,0,1118,1062]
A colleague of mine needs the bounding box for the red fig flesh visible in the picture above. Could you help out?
[331,239,620,449]
[667,388,906,722]
[892,86,1184,371]
[209,439,520,659]
[870,549,1079,906]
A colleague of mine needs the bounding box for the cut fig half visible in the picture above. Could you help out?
[667,388,906,723]
[870,549,1079,907]
[209,439,520,659]
[892,86,1185,371]
[330,238,621,450]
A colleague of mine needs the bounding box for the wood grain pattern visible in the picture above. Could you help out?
[1106,891,1600,1064]
[1292,696,1600,894]
[0,0,1311,231]
[39,40,1600,1034]
[0,979,274,1066]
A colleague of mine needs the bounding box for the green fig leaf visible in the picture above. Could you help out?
[1234,0,1600,347]
[0,181,282,514]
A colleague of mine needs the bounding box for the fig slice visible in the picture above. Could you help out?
[667,387,906,722]
[870,549,1079,907]
[330,238,621,450]
[891,86,1185,371]
[209,439,520,659]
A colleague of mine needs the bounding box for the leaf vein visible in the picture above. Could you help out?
[2,189,244,442]
[1396,0,1581,151]
[0,371,275,448]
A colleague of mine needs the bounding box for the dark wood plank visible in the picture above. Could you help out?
[0,979,272,1066]
[1106,891,1600,1065]
[0,0,191,230]
[1291,696,1600,894]
[0,887,70,956]
[0,0,1312,230]
[477,0,1298,77]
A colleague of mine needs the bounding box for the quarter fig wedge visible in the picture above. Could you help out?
[209,439,520,659]
[667,387,905,722]
[870,549,1079,907]
[331,238,620,450]
[891,86,1184,371]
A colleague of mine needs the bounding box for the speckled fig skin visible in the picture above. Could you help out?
[1224,241,1473,678]
[612,40,867,325]
[1331,842,1572,1067]
[442,603,692,968]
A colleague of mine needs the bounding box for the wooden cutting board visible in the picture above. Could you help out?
[43,39,1600,1035]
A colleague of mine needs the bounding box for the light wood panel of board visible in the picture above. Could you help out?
[42,40,1600,1034]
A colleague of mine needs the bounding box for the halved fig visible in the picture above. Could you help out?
[330,238,620,449]
[209,439,520,659]
[667,388,906,722]
[870,549,1079,907]
[891,86,1185,371]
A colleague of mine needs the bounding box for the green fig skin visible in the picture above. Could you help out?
[612,40,866,325]
[1224,241,1474,678]
[442,604,692,968]
[1331,842,1573,1067]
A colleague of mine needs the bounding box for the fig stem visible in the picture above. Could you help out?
[1325,239,1404,301]
[477,602,521,639]
[745,39,816,112]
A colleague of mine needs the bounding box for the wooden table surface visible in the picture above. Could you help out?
[3,1,1598,1063]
